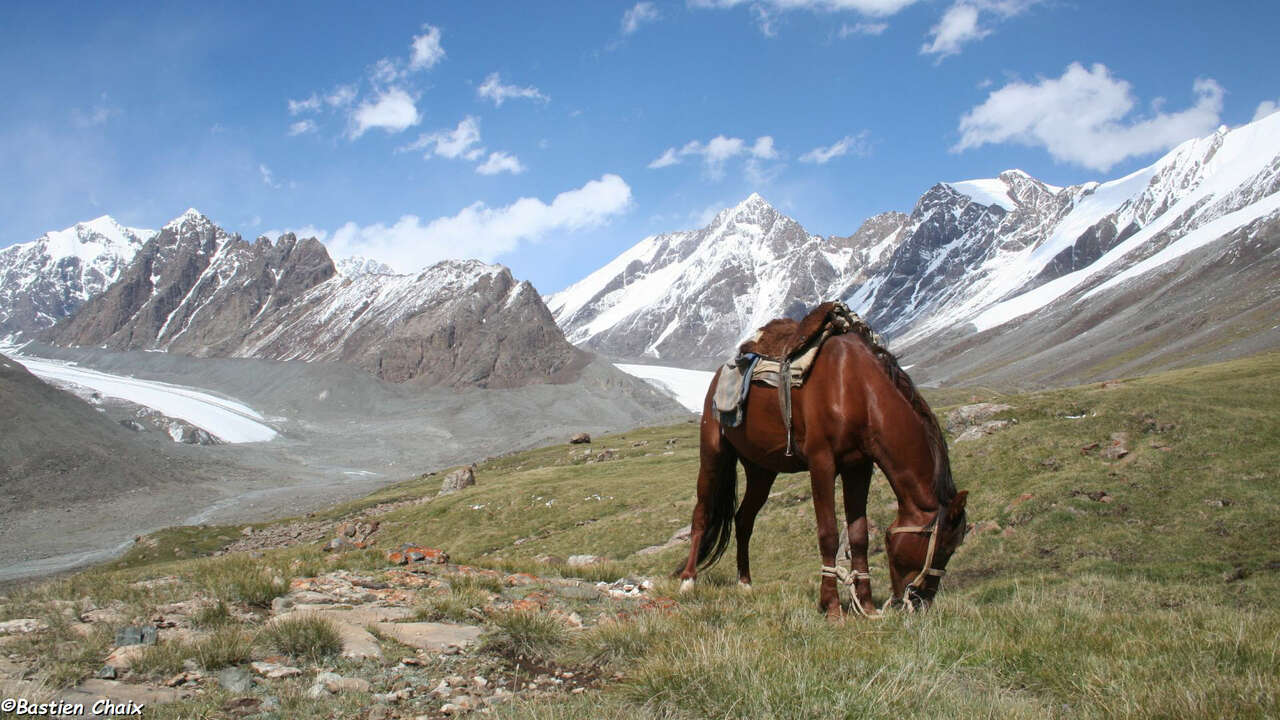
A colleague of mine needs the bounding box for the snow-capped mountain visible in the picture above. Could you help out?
[46,210,586,388]
[0,216,154,342]
[547,193,880,367]
[550,113,1280,381]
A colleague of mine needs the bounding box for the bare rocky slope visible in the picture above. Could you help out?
[45,210,587,389]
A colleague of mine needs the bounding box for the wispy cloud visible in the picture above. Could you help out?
[72,94,120,128]
[954,62,1225,171]
[402,116,485,160]
[288,119,317,136]
[476,73,550,107]
[409,25,445,70]
[921,0,1039,60]
[648,134,780,180]
[476,151,526,175]
[622,2,661,34]
[799,132,871,164]
[327,174,632,271]
[839,21,888,36]
[288,94,322,115]
[349,88,421,138]
[1253,99,1279,122]
[259,164,281,189]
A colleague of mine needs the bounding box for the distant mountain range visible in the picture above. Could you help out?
[8,210,585,389]
[4,113,1277,390]
[550,113,1280,384]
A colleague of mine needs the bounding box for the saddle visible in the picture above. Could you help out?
[713,301,876,455]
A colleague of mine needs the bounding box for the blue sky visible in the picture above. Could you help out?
[2,1,1276,294]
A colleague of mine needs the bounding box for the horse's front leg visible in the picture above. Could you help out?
[809,454,842,619]
[840,461,876,617]
[735,460,777,591]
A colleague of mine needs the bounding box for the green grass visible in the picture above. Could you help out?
[258,614,343,665]
[130,625,255,677]
[2,351,1277,718]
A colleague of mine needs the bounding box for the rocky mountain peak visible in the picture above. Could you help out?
[163,208,214,233]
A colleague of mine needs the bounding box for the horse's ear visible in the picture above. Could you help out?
[948,490,968,517]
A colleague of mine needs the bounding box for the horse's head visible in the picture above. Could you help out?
[885,490,968,610]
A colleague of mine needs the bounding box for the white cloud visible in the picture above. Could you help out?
[477,72,549,107]
[800,132,870,163]
[690,0,919,18]
[327,174,632,271]
[259,164,281,189]
[954,63,1225,172]
[1254,99,1279,122]
[622,2,661,34]
[409,25,445,70]
[920,3,987,58]
[72,94,120,128]
[349,88,421,138]
[475,151,527,175]
[648,134,779,179]
[370,57,402,85]
[288,119,317,136]
[402,116,484,159]
[288,94,322,115]
[325,84,357,108]
[839,21,888,36]
[921,0,1039,60]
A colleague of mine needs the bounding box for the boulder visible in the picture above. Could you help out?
[569,432,591,444]
[0,618,48,635]
[440,466,476,495]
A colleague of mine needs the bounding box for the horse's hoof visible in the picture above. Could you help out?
[679,578,695,594]
[738,581,753,593]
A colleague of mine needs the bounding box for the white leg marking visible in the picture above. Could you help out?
[679,578,696,594]
[738,581,753,593]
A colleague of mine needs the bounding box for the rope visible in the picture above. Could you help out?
[820,565,881,618]
[779,358,793,456]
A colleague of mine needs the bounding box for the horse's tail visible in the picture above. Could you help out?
[693,448,738,571]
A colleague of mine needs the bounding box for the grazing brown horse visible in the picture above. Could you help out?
[676,326,968,618]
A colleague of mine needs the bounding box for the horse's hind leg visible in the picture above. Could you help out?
[735,459,777,590]
[808,452,843,619]
[839,461,876,616]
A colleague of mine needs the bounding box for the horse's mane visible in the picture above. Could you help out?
[844,323,957,511]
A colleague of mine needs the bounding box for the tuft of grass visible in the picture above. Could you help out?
[190,600,232,629]
[416,586,490,623]
[131,625,254,676]
[186,555,287,607]
[259,614,344,665]
[483,609,569,660]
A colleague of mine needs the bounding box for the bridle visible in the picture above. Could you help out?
[885,517,946,612]
[818,509,953,617]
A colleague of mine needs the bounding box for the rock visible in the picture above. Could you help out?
[95,665,117,680]
[114,625,158,646]
[0,619,48,635]
[946,403,1014,433]
[567,554,602,567]
[440,465,476,495]
[389,545,448,565]
[251,661,302,679]
[955,420,1010,443]
[104,644,148,670]
[270,596,294,615]
[972,520,1001,535]
[589,448,619,462]
[324,675,372,694]
[569,432,591,444]
[372,622,483,652]
[216,666,255,693]
[323,537,359,553]
[222,697,262,716]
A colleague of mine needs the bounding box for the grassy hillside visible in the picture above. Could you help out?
[2,352,1277,718]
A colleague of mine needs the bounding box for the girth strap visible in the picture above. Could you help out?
[779,359,794,455]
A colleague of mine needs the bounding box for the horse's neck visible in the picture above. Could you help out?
[870,382,941,522]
